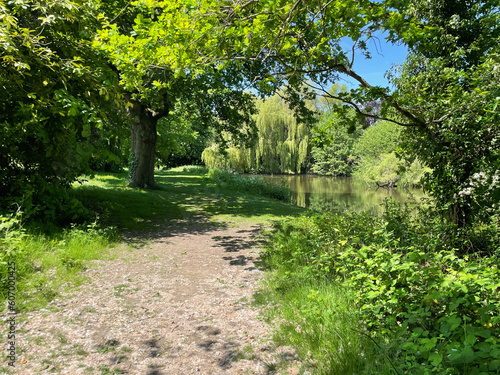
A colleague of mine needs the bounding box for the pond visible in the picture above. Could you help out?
[259,174,424,213]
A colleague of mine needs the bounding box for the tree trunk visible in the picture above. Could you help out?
[128,101,159,189]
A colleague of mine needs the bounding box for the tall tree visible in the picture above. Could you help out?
[203,94,312,173]
[388,0,500,226]
[95,1,261,188]
[191,0,499,226]
[94,0,499,225]
[310,110,360,177]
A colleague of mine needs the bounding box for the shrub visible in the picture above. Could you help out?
[182,165,209,174]
[262,201,500,374]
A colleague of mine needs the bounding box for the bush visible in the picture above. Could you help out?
[354,152,401,187]
[182,165,209,174]
[309,110,359,177]
[262,201,500,374]
[0,213,26,267]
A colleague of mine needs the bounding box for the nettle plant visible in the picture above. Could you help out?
[0,213,25,264]
[265,201,500,374]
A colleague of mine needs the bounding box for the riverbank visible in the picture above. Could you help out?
[261,202,500,374]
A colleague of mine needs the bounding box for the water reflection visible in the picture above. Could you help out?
[260,175,424,213]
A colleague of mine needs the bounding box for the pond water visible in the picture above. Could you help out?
[260,174,424,213]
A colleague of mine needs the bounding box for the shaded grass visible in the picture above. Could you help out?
[74,167,304,231]
[1,167,305,312]
[254,277,394,375]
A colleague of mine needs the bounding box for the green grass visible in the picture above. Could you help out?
[1,166,305,312]
[254,278,394,375]
[260,203,500,374]
[0,219,118,311]
[74,167,303,231]
[208,169,291,203]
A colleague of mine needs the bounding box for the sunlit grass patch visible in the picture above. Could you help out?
[73,168,303,230]
[255,274,394,374]
[208,169,291,202]
[1,218,118,311]
[76,172,129,188]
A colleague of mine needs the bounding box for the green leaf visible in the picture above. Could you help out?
[489,360,500,371]
[81,125,91,138]
[465,334,477,346]
[429,352,442,366]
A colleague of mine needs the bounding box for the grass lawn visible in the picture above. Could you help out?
[74,166,305,231]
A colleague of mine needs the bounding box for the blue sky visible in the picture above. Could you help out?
[340,32,409,89]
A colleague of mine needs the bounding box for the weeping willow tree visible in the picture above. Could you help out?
[202,94,311,173]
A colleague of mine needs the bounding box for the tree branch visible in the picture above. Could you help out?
[303,81,419,128]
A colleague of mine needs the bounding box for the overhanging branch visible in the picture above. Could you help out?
[303,81,418,128]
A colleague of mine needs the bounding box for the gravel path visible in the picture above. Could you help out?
[9,220,299,374]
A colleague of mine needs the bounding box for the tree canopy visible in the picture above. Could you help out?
[95,1,263,188]
[1,0,498,228]
[187,0,499,226]
[202,94,311,173]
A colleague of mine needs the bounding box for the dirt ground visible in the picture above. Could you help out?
[9,219,300,374]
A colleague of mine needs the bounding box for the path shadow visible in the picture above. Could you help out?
[211,235,260,252]
[144,338,162,358]
[146,365,164,375]
[121,218,229,249]
[212,225,267,270]
[142,338,165,375]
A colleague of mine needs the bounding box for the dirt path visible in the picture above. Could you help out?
[14,220,299,374]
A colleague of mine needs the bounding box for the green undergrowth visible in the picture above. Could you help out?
[0,214,118,311]
[1,166,303,311]
[74,167,300,230]
[259,200,500,374]
[255,277,393,374]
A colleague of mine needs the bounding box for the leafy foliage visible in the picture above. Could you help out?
[353,121,402,161]
[0,0,122,219]
[0,212,116,310]
[156,111,211,169]
[351,121,430,187]
[95,3,261,188]
[309,110,360,177]
[262,203,500,374]
[384,0,500,226]
[202,94,311,174]
[393,47,500,225]
[178,0,499,228]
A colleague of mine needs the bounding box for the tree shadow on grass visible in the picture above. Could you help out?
[80,172,294,212]
[72,170,304,248]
